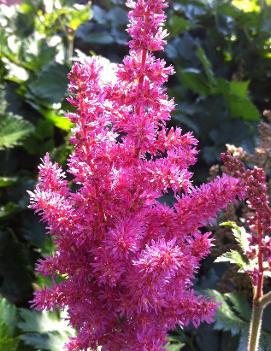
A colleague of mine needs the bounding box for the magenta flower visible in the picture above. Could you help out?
[29,1,244,350]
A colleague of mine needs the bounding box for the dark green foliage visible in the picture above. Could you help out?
[165,0,270,167]
[0,296,73,351]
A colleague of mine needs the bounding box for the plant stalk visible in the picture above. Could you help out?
[247,299,263,351]
[248,221,264,351]
[66,31,75,65]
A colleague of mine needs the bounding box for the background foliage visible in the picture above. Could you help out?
[0,0,271,350]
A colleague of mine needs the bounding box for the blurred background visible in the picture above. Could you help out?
[0,0,271,350]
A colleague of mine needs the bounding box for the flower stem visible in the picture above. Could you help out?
[247,290,271,351]
[66,30,74,65]
[247,299,263,351]
[248,222,264,351]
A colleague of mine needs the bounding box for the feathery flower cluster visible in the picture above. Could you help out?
[29,1,244,350]
[222,152,271,292]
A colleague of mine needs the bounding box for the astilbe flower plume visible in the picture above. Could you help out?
[29,1,244,350]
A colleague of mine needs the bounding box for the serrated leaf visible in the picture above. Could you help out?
[220,222,250,254]
[0,333,19,351]
[0,299,19,351]
[0,114,34,149]
[224,293,251,321]
[19,332,67,351]
[215,250,248,271]
[18,310,71,334]
[0,298,17,335]
[18,310,74,351]
[207,290,245,336]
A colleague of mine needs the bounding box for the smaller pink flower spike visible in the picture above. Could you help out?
[222,151,271,293]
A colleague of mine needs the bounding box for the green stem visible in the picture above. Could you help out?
[67,33,74,65]
[247,291,271,351]
[248,299,263,351]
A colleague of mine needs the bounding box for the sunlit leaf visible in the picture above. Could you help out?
[215,250,248,271]
[0,114,34,149]
[220,222,250,254]
[28,63,69,104]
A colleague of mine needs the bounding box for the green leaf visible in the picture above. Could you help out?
[0,87,8,114]
[169,16,190,36]
[232,0,260,13]
[0,230,33,304]
[67,3,92,31]
[0,114,34,149]
[224,293,251,321]
[43,110,73,131]
[20,332,68,351]
[229,81,250,98]
[22,37,57,72]
[207,290,246,336]
[0,298,17,336]
[196,47,216,86]
[23,119,54,156]
[18,310,74,351]
[0,299,19,351]
[165,334,186,351]
[28,63,69,104]
[178,68,211,96]
[0,334,19,351]
[165,341,185,351]
[237,331,248,351]
[0,202,21,219]
[216,79,260,121]
[35,3,92,35]
[77,30,114,45]
[215,250,248,271]
[262,329,271,351]
[0,177,18,188]
[229,97,260,121]
[220,222,250,254]
[18,310,68,334]
[172,113,199,133]
[21,212,45,247]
